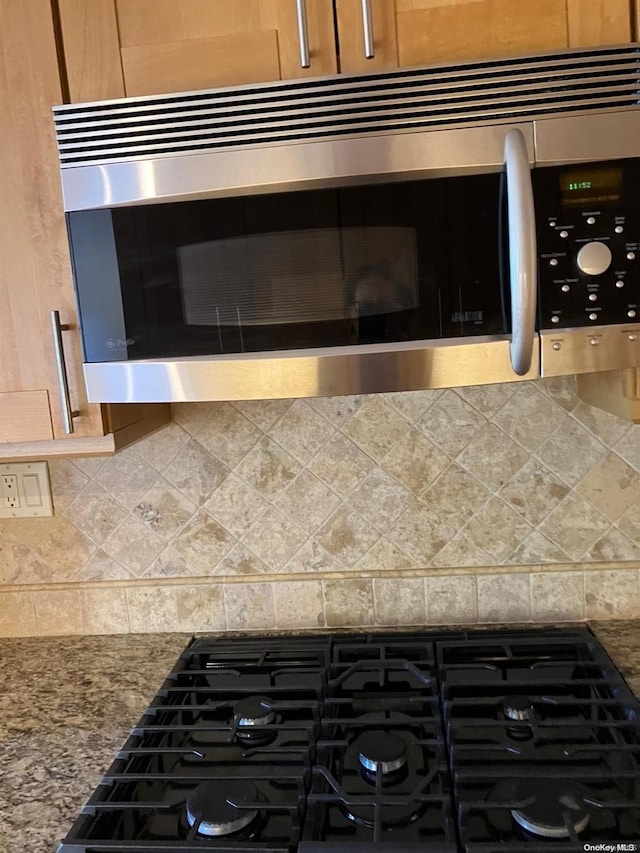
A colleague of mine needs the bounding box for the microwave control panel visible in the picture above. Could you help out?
[534,160,640,330]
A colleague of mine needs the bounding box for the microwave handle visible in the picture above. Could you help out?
[504,128,537,375]
[361,0,375,59]
[296,0,311,68]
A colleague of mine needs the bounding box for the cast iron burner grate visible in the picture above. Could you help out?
[57,627,640,852]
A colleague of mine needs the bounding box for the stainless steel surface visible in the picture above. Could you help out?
[504,128,537,376]
[540,324,640,376]
[511,809,590,840]
[361,0,375,59]
[185,805,258,838]
[59,122,534,211]
[50,310,79,434]
[534,108,640,165]
[576,241,613,276]
[295,0,310,69]
[82,336,540,403]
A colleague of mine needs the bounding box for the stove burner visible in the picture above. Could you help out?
[185,780,259,837]
[511,780,590,839]
[234,695,276,728]
[358,731,407,774]
[502,695,535,721]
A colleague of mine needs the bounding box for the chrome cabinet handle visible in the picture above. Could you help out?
[361,0,375,59]
[504,128,537,376]
[50,310,79,434]
[296,0,311,68]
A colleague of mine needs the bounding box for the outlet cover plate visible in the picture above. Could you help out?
[0,462,54,518]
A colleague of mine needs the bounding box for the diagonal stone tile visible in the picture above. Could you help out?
[416,390,487,457]
[613,427,640,471]
[215,542,271,576]
[315,505,380,568]
[491,383,565,452]
[284,539,344,574]
[134,422,190,471]
[354,537,417,571]
[583,527,640,562]
[102,514,164,576]
[455,382,517,417]
[537,375,580,412]
[47,460,89,514]
[163,438,230,506]
[507,530,569,565]
[420,463,492,530]
[232,399,293,431]
[457,423,529,491]
[431,532,491,568]
[167,510,235,575]
[464,497,533,563]
[499,458,570,526]
[203,472,269,538]
[617,500,640,544]
[95,446,159,509]
[308,432,375,496]
[539,493,610,561]
[242,506,308,571]
[571,401,632,447]
[381,389,442,422]
[274,469,341,535]
[66,482,128,547]
[171,402,219,436]
[133,480,197,542]
[267,399,335,463]
[196,402,262,467]
[347,467,413,533]
[342,395,412,461]
[537,419,607,487]
[307,394,364,426]
[575,451,640,522]
[380,429,449,494]
[74,550,132,581]
[35,515,96,580]
[235,436,300,500]
[385,498,455,565]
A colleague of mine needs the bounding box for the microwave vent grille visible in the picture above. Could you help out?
[53,45,640,167]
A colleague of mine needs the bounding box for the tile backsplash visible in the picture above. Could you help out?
[1,376,640,587]
[2,376,640,636]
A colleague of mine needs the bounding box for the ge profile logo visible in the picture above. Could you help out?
[105,338,135,349]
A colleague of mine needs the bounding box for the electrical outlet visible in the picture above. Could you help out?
[0,462,54,518]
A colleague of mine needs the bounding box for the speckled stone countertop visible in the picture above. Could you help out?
[1,622,639,853]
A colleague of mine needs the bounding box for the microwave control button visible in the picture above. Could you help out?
[627,251,636,261]
[629,334,638,341]
[588,293,598,302]
[615,225,624,234]
[577,241,612,276]
[549,258,559,267]
[552,342,562,351]
[551,315,560,324]
[590,338,600,346]
[628,310,637,319]
[616,280,625,288]
[588,313,598,321]
[587,216,596,225]
[561,284,570,292]
[559,230,569,238]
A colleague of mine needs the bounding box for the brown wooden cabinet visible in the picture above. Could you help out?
[335,0,632,75]
[58,0,338,102]
[0,0,169,460]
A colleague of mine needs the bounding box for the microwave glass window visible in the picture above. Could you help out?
[67,174,505,364]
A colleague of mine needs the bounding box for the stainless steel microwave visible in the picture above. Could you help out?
[54,45,640,403]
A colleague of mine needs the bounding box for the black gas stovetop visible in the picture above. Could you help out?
[58,627,640,853]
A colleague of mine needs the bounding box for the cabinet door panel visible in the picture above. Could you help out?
[395,0,568,67]
[120,32,281,96]
[61,0,337,101]
[567,0,631,48]
[335,0,399,74]
[0,392,53,444]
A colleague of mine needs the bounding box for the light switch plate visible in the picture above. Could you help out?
[0,461,54,518]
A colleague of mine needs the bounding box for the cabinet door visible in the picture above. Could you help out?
[336,0,631,74]
[0,0,106,442]
[59,0,338,102]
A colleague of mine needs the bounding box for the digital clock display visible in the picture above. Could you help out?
[560,167,621,206]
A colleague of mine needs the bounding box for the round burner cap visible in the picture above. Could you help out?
[186,780,259,837]
[502,695,536,722]
[234,695,275,727]
[511,780,590,839]
[358,731,407,774]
